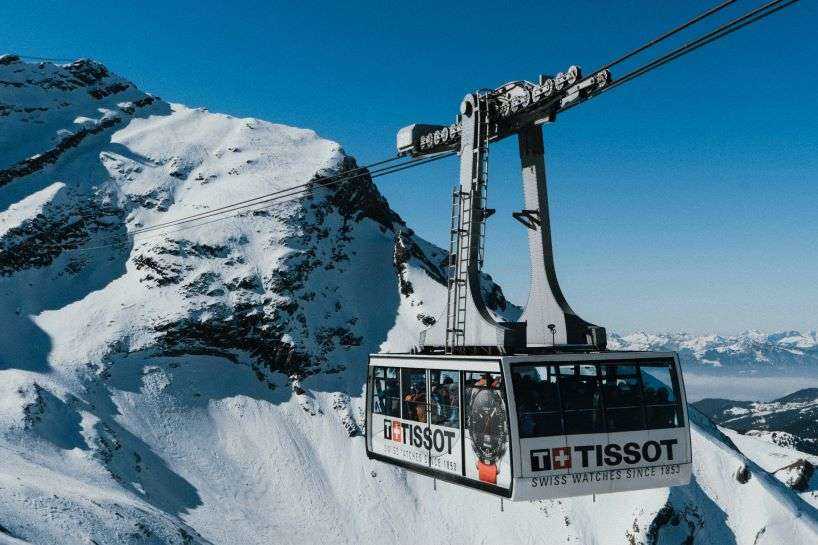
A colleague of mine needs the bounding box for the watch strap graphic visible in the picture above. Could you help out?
[477,460,498,484]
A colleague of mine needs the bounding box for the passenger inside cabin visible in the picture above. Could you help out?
[511,372,534,435]
[475,373,501,389]
[404,382,427,423]
[442,375,456,401]
[513,369,564,436]
[384,381,400,416]
[429,378,458,426]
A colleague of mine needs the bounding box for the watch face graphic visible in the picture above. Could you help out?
[467,386,508,482]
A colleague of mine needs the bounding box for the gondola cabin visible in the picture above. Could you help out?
[365,351,692,501]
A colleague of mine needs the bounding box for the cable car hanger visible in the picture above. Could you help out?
[398,65,611,355]
[394,0,800,356]
[365,0,801,502]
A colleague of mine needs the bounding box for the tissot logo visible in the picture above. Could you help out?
[383,419,456,455]
[553,447,572,469]
[392,421,403,443]
[530,439,678,471]
[530,449,551,471]
[530,447,572,471]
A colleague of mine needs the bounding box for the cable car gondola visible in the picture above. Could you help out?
[366,80,692,500]
[366,352,691,500]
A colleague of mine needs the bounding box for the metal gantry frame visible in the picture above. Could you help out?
[397,66,611,355]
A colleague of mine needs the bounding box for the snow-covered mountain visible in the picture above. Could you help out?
[2,56,818,545]
[694,389,818,455]
[721,427,818,509]
[609,331,818,372]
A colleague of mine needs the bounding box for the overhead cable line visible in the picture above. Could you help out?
[3,0,800,259]
[602,0,798,92]
[568,0,800,111]
[127,155,405,236]
[128,152,452,237]
[595,0,740,72]
[55,151,455,255]
[16,54,77,63]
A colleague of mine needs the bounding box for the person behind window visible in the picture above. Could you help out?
[475,373,491,388]
[373,380,385,413]
[404,384,416,420]
[442,375,455,401]
[656,388,676,427]
[430,384,446,424]
[415,388,427,423]
[404,382,427,423]
[512,372,532,435]
[444,377,458,426]
[385,380,399,416]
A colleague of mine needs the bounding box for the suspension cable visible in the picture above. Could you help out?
[2,0,801,260]
[607,0,797,91]
[128,153,450,237]
[127,155,405,236]
[28,151,455,255]
[15,54,77,63]
[595,0,740,73]
[568,0,800,111]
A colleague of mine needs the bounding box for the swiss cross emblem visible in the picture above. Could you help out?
[391,421,403,443]
[552,447,572,469]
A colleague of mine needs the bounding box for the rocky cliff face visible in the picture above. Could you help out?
[1,57,817,545]
[0,55,516,388]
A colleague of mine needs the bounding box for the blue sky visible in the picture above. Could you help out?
[2,1,816,334]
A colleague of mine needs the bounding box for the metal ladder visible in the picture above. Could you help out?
[445,96,491,353]
[445,188,469,352]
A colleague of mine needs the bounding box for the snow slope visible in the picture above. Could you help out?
[722,428,818,510]
[2,56,818,545]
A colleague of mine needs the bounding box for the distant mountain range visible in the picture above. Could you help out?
[694,388,818,455]
[610,331,818,372]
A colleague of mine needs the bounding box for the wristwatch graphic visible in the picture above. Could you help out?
[467,387,508,484]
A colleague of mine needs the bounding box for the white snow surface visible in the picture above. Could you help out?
[1,57,818,544]
[722,428,818,509]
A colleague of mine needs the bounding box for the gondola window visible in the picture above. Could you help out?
[640,363,683,429]
[602,364,645,432]
[429,370,460,428]
[402,368,428,423]
[371,366,400,417]
[511,366,562,437]
[558,364,604,434]
[513,361,685,437]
